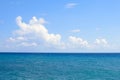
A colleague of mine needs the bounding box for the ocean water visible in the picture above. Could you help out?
[0,53,120,80]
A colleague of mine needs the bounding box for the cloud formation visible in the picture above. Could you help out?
[11,16,65,49]
[7,16,109,51]
[8,37,26,42]
[65,3,78,8]
[68,36,89,48]
[95,38,108,45]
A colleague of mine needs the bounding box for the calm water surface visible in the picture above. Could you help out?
[0,53,120,80]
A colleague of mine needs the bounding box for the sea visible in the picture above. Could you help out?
[0,53,120,80]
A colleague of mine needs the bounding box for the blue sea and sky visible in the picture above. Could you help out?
[1,1,120,80]
[0,0,120,52]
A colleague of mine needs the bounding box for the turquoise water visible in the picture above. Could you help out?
[0,53,120,80]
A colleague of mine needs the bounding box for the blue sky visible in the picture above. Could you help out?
[0,0,120,52]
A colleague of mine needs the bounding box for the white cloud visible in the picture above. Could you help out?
[17,37,26,41]
[8,37,16,42]
[95,38,108,46]
[12,16,64,49]
[68,36,89,48]
[7,16,111,51]
[65,3,78,8]
[89,38,109,50]
[8,36,26,42]
[71,29,80,33]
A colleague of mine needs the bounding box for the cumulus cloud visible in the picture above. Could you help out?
[95,38,108,46]
[89,38,109,50]
[68,36,89,48]
[11,16,64,49]
[7,16,110,51]
[65,3,78,8]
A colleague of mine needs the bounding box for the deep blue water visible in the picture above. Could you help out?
[0,53,120,80]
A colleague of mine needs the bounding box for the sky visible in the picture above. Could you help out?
[0,0,120,52]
